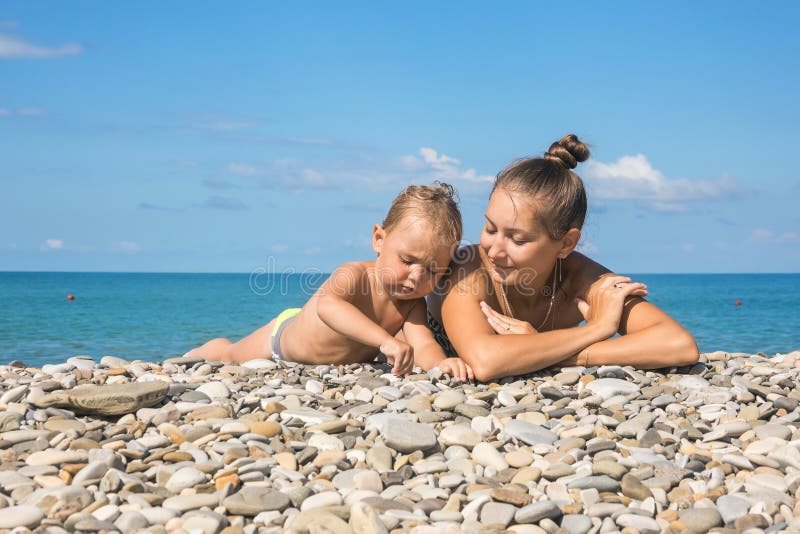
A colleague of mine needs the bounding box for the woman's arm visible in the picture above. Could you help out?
[571,297,699,368]
[441,269,620,381]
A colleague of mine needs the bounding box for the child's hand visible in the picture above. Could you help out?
[436,357,474,382]
[380,338,415,376]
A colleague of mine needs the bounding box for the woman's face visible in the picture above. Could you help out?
[480,188,567,289]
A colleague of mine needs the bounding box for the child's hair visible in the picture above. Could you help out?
[382,182,463,246]
[493,134,590,240]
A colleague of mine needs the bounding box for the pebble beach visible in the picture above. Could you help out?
[1,351,800,534]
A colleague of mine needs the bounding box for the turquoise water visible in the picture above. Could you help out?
[0,272,797,367]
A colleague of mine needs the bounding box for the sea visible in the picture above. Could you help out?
[1,272,798,368]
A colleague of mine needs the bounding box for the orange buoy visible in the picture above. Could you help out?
[67,294,75,301]
[735,299,742,306]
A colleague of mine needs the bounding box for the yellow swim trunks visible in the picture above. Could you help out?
[271,308,301,361]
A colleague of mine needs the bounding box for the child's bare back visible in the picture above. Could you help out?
[275,261,418,365]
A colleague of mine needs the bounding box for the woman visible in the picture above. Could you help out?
[427,134,698,382]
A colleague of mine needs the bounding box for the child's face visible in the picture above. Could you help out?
[480,188,578,289]
[372,217,454,299]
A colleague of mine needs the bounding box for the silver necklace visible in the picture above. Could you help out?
[498,258,561,330]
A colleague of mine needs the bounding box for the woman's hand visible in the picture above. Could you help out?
[436,357,474,382]
[575,276,648,338]
[379,338,415,376]
[480,301,538,335]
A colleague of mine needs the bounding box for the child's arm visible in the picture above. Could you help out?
[403,300,474,381]
[316,263,414,375]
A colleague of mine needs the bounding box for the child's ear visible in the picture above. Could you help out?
[558,228,581,258]
[372,224,386,255]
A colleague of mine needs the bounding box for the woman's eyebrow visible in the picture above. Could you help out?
[484,214,531,235]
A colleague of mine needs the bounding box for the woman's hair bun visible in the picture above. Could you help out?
[544,134,590,170]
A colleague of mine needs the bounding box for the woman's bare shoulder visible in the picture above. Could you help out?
[563,252,614,299]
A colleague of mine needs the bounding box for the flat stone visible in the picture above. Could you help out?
[32,381,169,415]
[163,494,220,513]
[280,407,336,425]
[514,500,562,524]
[26,449,88,466]
[566,476,620,492]
[616,413,656,438]
[20,486,92,515]
[196,382,230,400]
[247,421,282,437]
[366,444,393,472]
[755,423,792,441]
[592,461,627,480]
[561,514,593,534]
[491,488,533,507]
[0,505,45,529]
[678,508,722,531]
[381,420,437,453]
[439,424,481,449]
[183,511,228,534]
[504,419,557,446]
[300,491,344,511]
[616,514,660,534]
[115,511,149,533]
[584,378,640,400]
[480,502,516,527]
[621,474,653,501]
[716,494,749,524]
[223,487,290,516]
[349,501,388,534]
[165,467,206,493]
[434,390,466,410]
[472,442,509,471]
[360,497,412,513]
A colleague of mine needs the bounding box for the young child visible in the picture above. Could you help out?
[185,183,474,381]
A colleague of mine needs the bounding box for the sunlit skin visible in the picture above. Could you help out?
[429,187,699,382]
[187,216,474,380]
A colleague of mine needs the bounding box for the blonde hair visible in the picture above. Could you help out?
[494,134,590,240]
[382,182,463,246]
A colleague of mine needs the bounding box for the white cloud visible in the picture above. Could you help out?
[682,243,696,253]
[228,163,261,176]
[113,241,141,253]
[0,107,45,117]
[400,147,494,184]
[0,33,83,59]
[270,244,289,253]
[40,239,63,250]
[17,107,44,116]
[262,160,335,190]
[304,246,322,255]
[584,154,740,209]
[749,229,798,243]
[0,21,18,29]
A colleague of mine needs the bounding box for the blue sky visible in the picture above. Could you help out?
[1,2,798,273]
